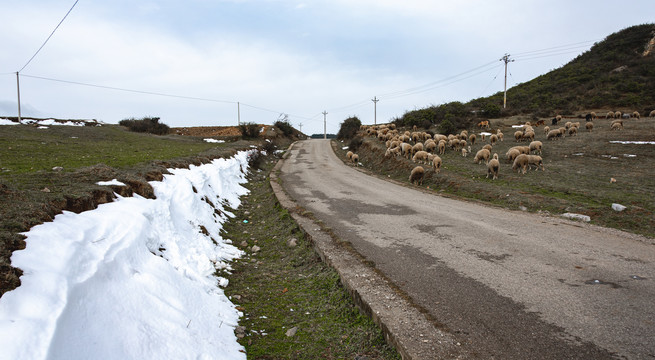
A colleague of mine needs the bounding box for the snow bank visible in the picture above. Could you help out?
[204,138,225,144]
[609,141,655,145]
[0,151,255,360]
[0,118,97,127]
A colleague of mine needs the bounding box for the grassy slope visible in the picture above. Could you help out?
[0,124,254,295]
[338,116,655,238]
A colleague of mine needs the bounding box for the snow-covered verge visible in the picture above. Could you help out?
[0,151,255,360]
[0,118,100,127]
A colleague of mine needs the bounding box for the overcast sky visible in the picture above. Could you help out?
[0,1,652,134]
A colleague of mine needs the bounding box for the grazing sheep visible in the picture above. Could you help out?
[568,126,578,136]
[527,155,544,171]
[505,148,520,163]
[556,115,562,122]
[522,131,535,142]
[469,134,476,145]
[401,143,413,158]
[650,110,655,118]
[490,134,498,146]
[482,144,493,152]
[606,111,615,119]
[565,121,572,130]
[459,139,467,150]
[461,148,468,157]
[480,133,487,142]
[412,150,429,164]
[346,151,354,160]
[512,154,529,174]
[424,139,437,153]
[409,166,425,185]
[529,141,543,155]
[487,153,500,180]
[632,111,640,119]
[535,119,545,126]
[543,126,550,135]
[611,122,623,131]
[514,131,523,142]
[497,131,504,142]
[615,111,622,119]
[585,122,594,132]
[558,127,567,136]
[432,155,442,174]
[590,111,597,120]
[474,148,491,164]
[351,154,359,165]
[438,140,446,155]
[547,130,561,140]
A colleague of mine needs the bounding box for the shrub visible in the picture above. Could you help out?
[274,120,294,137]
[118,117,170,135]
[348,136,363,152]
[337,116,362,140]
[239,122,260,139]
[438,117,457,135]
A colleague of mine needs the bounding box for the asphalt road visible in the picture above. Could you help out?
[278,139,655,359]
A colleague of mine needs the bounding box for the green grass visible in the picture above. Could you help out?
[0,124,221,174]
[222,158,399,359]
[337,116,655,238]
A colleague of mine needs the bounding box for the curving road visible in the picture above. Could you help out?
[279,139,655,359]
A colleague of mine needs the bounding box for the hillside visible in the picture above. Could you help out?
[396,24,655,129]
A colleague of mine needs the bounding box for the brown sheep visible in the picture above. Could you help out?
[351,154,359,166]
[615,111,622,119]
[543,126,550,135]
[585,122,593,132]
[474,148,491,164]
[611,122,623,131]
[409,166,425,185]
[606,111,615,119]
[432,155,442,174]
[512,154,529,174]
[469,134,476,145]
[632,111,640,119]
[346,151,353,160]
[649,110,655,118]
[497,132,504,142]
[487,153,500,180]
[568,126,577,136]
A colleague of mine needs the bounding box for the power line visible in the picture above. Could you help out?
[21,73,238,104]
[19,0,80,72]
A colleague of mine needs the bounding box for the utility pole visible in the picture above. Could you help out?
[16,72,22,123]
[322,111,328,139]
[298,123,303,133]
[237,102,241,125]
[372,96,379,125]
[500,54,514,109]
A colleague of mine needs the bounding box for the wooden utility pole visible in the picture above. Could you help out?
[372,96,379,125]
[237,102,241,125]
[500,54,514,109]
[322,111,328,139]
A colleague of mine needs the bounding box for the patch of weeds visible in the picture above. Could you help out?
[223,157,399,360]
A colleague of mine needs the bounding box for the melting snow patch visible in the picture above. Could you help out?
[96,179,126,186]
[610,141,655,145]
[561,213,591,222]
[0,151,255,360]
[480,132,492,136]
[0,119,19,125]
[612,203,627,212]
[204,138,225,143]
[511,125,525,128]
[623,154,637,158]
[572,153,584,156]
[342,146,349,150]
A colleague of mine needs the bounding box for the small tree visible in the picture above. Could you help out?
[239,122,260,139]
[273,113,295,137]
[337,116,362,140]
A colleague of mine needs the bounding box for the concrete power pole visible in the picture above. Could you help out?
[500,54,514,109]
[372,96,379,125]
[322,111,328,139]
[298,123,303,133]
[16,72,22,123]
[237,102,241,126]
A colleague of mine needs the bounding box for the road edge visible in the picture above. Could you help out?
[270,141,460,360]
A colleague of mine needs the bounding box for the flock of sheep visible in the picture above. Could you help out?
[347,109,651,186]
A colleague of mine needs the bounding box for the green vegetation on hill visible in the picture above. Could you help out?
[394,24,655,130]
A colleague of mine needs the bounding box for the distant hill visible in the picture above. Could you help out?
[396,24,655,129]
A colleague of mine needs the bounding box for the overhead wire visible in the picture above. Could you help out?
[19,0,80,72]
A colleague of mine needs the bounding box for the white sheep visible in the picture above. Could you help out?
[526,155,544,171]
[409,166,425,185]
[529,141,543,155]
[411,142,424,156]
[490,134,498,146]
[351,153,359,166]
[469,134,476,145]
[412,150,429,164]
[610,122,623,131]
[438,140,446,155]
[606,111,615,119]
[461,148,468,157]
[346,151,354,160]
[432,155,442,174]
[487,153,500,180]
[474,148,491,164]
[512,154,529,174]
[401,143,413,158]
[543,126,550,135]
[505,148,520,163]
[632,111,640,119]
[649,110,655,118]
[568,126,578,136]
